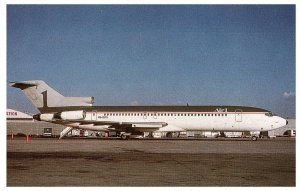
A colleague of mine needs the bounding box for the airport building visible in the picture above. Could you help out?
[7,109,65,137]
[268,119,296,137]
[7,108,295,138]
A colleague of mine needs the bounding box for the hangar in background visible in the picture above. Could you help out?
[7,108,65,137]
[269,118,295,137]
[7,108,33,121]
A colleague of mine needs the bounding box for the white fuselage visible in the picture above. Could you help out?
[83,111,287,132]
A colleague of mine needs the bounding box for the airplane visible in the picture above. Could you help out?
[9,80,288,141]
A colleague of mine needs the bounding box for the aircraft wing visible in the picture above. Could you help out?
[54,119,168,132]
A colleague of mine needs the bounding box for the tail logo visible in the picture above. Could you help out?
[41,91,48,108]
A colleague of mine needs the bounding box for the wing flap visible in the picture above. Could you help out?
[54,119,168,132]
[132,123,164,128]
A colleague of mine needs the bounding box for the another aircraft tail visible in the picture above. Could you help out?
[9,80,94,112]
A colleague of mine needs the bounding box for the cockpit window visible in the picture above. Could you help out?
[265,112,271,117]
[265,112,276,117]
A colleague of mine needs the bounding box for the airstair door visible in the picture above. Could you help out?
[235,109,242,122]
[91,111,97,121]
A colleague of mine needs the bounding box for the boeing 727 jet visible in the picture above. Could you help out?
[10,80,288,141]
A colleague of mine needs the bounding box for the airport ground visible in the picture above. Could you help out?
[7,137,295,186]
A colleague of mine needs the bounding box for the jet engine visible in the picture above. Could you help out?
[39,113,55,121]
[33,110,86,121]
[59,110,86,120]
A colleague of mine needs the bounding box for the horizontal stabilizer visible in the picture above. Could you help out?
[9,81,38,90]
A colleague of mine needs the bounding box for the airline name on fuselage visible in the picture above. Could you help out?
[215,108,228,112]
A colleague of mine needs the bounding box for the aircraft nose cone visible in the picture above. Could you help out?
[286,120,288,125]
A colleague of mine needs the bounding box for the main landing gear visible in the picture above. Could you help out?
[120,133,131,140]
[251,135,258,141]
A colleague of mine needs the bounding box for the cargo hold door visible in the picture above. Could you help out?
[91,111,97,121]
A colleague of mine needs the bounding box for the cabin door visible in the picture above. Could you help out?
[91,111,97,121]
[235,109,242,122]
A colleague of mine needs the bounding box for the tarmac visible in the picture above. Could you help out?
[7,137,295,186]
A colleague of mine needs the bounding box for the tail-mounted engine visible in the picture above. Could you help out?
[33,110,86,121]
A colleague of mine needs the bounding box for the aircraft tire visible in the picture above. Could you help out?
[166,132,173,138]
[121,134,129,140]
[251,136,258,141]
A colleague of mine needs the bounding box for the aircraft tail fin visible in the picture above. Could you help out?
[9,80,94,111]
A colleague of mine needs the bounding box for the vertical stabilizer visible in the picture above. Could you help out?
[10,80,94,111]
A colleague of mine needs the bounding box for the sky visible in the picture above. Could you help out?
[6,5,295,118]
